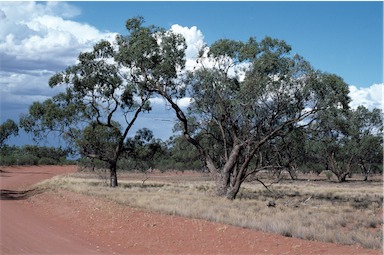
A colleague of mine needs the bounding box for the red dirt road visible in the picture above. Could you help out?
[0,166,381,255]
[1,166,106,254]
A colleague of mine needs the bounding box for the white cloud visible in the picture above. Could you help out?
[170,24,209,72]
[348,83,383,111]
[0,1,117,119]
[150,97,194,109]
[170,24,205,60]
[149,97,167,106]
[0,2,116,69]
[170,25,250,82]
[176,97,194,108]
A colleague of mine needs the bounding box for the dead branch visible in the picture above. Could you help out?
[254,177,282,195]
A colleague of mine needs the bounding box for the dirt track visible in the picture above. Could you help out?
[0,166,381,255]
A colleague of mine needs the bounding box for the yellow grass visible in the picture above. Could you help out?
[35,171,383,250]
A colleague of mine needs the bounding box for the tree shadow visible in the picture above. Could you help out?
[0,189,41,200]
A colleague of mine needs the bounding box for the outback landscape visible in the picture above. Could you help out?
[1,165,382,254]
[0,6,383,255]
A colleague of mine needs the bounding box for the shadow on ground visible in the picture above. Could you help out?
[0,189,42,200]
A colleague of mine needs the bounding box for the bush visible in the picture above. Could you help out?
[17,154,39,165]
[0,145,72,166]
[38,157,57,165]
[325,171,333,180]
[0,155,17,166]
[0,154,39,166]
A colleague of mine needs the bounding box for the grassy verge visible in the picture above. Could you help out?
[35,172,383,250]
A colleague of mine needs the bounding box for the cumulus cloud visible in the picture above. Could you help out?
[0,2,116,70]
[170,24,251,82]
[0,1,117,118]
[170,24,207,71]
[348,83,383,110]
[170,24,205,60]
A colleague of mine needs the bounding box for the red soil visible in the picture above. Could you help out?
[0,165,381,255]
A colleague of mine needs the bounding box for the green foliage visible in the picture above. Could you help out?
[0,119,19,147]
[122,128,167,171]
[0,145,71,166]
[77,122,122,161]
[306,105,383,182]
[19,16,188,187]
[174,34,352,198]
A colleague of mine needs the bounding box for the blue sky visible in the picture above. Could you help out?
[0,1,383,147]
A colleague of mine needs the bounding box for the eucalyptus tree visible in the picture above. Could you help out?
[0,119,19,147]
[260,128,307,180]
[121,128,166,171]
[181,40,350,198]
[20,39,152,186]
[120,18,351,199]
[307,103,383,182]
[349,106,383,181]
[20,16,187,187]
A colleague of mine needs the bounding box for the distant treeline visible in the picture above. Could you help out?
[0,145,75,166]
[0,137,204,171]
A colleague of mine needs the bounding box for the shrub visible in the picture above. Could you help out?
[325,171,333,180]
[0,155,17,166]
[38,157,57,165]
[17,154,39,165]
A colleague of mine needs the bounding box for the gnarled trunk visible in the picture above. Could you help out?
[337,172,349,183]
[225,176,242,200]
[215,144,242,197]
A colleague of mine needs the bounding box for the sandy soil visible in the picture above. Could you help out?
[0,165,381,255]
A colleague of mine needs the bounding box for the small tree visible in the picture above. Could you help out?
[345,106,383,181]
[0,119,19,147]
[123,128,166,171]
[261,128,307,180]
[20,39,151,187]
[20,17,187,187]
[307,105,383,182]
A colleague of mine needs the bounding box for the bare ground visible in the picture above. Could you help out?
[0,165,381,255]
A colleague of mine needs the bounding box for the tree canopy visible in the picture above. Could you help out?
[117,18,355,199]
[19,17,187,187]
[19,16,382,198]
[0,119,19,147]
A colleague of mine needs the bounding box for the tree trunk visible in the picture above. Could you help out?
[225,177,242,200]
[359,162,369,182]
[287,166,297,180]
[226,186,239,200]
[109,161,118,187]
[216,172,231,197]
[337,171,349,183]
[215,144,242,197]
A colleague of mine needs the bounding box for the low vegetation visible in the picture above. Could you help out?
[35,170,383,250]
[0,145,74,166]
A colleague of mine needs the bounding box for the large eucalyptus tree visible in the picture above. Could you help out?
[121,18,351,199]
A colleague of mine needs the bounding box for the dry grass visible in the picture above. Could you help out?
[35,171,383,250]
